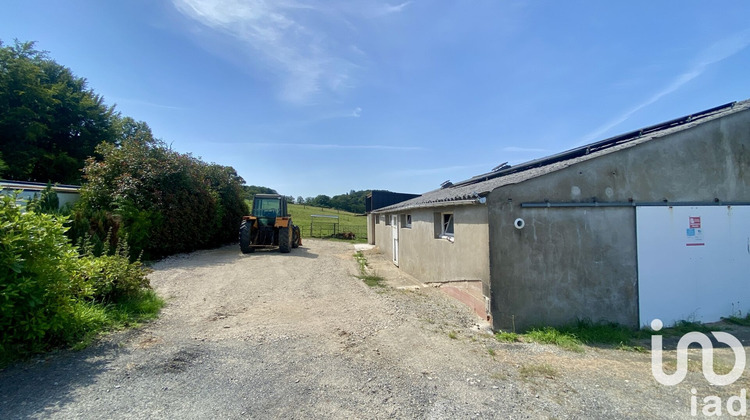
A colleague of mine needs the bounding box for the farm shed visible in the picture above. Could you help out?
[366,190,419,245]
[371,99,750,331]
[0,180,81,209]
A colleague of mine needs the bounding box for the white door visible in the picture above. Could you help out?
[392,215,399,266]
[636,206,750,326]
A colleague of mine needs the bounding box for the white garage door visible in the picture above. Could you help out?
[636,205,750,327]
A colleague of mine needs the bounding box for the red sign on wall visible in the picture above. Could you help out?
[689,217,701,229]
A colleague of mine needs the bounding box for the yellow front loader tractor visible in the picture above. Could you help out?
[239,194,301,253]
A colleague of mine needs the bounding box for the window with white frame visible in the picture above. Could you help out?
[401,214,412,228]
[434,212,454,239]
[385,214,392,225]
[441,213,454,237]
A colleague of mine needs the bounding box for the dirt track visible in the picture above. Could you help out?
[1,239,748,419]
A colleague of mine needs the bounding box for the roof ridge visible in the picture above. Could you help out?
[450,100,740,189]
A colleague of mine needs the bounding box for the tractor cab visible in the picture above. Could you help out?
[239,194,300,253]
[252,194,287,225]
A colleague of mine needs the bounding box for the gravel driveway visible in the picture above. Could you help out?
[1,239,748,419]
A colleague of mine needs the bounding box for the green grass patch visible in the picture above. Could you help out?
[286,203,367,242]
[510,319,721,353]
[63,289,164,351]
[494,331,520,343]
[353,251,368,272]
[558,320,634,345]
[1,290,164,366]
[360,274,385,287]
[352,251,385,287]
[723,314,750,327]
[525,327,584,353]
[448,331,458,339]
[519,363,558,379]
[667,320,720,334]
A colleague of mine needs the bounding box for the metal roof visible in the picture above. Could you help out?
[0,180,81,194]
[373,99,750,213]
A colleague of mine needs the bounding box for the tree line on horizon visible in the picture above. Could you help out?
[243,187,369,215]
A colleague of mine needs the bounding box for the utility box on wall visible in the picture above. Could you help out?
[636,205,750,326]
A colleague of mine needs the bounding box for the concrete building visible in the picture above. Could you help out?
[370,100,750,331]
[365,190,419,245]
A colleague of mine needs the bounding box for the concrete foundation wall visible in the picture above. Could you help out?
[488,107,750,331]
[374,205,491,294]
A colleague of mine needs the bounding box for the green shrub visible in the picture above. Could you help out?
[75,131,248,260]
[0,195,84,354]
[77,254,150,303]
[0,194,158,361]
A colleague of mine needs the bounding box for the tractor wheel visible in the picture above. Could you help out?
[292,225,300,248]
[278,225,292,253]
[239,220,255,254]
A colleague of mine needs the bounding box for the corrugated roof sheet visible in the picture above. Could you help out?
[373,99,750,213]
[0,180,81,194]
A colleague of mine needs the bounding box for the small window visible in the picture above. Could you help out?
[442,213,454,237]
[400,214,412,228]
[434,212,454,240]
[385,215,391,226]
[379,214,385,224]
[375,215,380,224]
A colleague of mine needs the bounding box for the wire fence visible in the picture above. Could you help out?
[296,223,368,240]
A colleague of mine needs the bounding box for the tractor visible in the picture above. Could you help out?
[239,194,301,254]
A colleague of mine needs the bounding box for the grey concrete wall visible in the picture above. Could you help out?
[373,213,392,260]
[374,205,491,293]
[367,213,376,245]
[488,107,750,331]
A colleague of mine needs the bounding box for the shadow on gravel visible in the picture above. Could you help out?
[0,338,125,418]
[237,246,319,259]
[149,245,320,271]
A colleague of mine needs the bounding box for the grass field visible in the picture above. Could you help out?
[288,203,367,241]
[244,201,368,241]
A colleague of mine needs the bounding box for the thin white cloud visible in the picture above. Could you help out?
[293,106,363,124]
[378,1,411,16]
[578,28,750,145]
[172,0,403,104]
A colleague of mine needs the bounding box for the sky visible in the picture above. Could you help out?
[2,1,750,199]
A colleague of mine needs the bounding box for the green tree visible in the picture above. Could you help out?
[0,151,7,175]
[75,127,247,259]
[328,190,369,213]
[0,40,119,184]
[242,185,278,202]
[312,194,331,208]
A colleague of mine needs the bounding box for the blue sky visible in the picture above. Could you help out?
[3,1,750,198]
